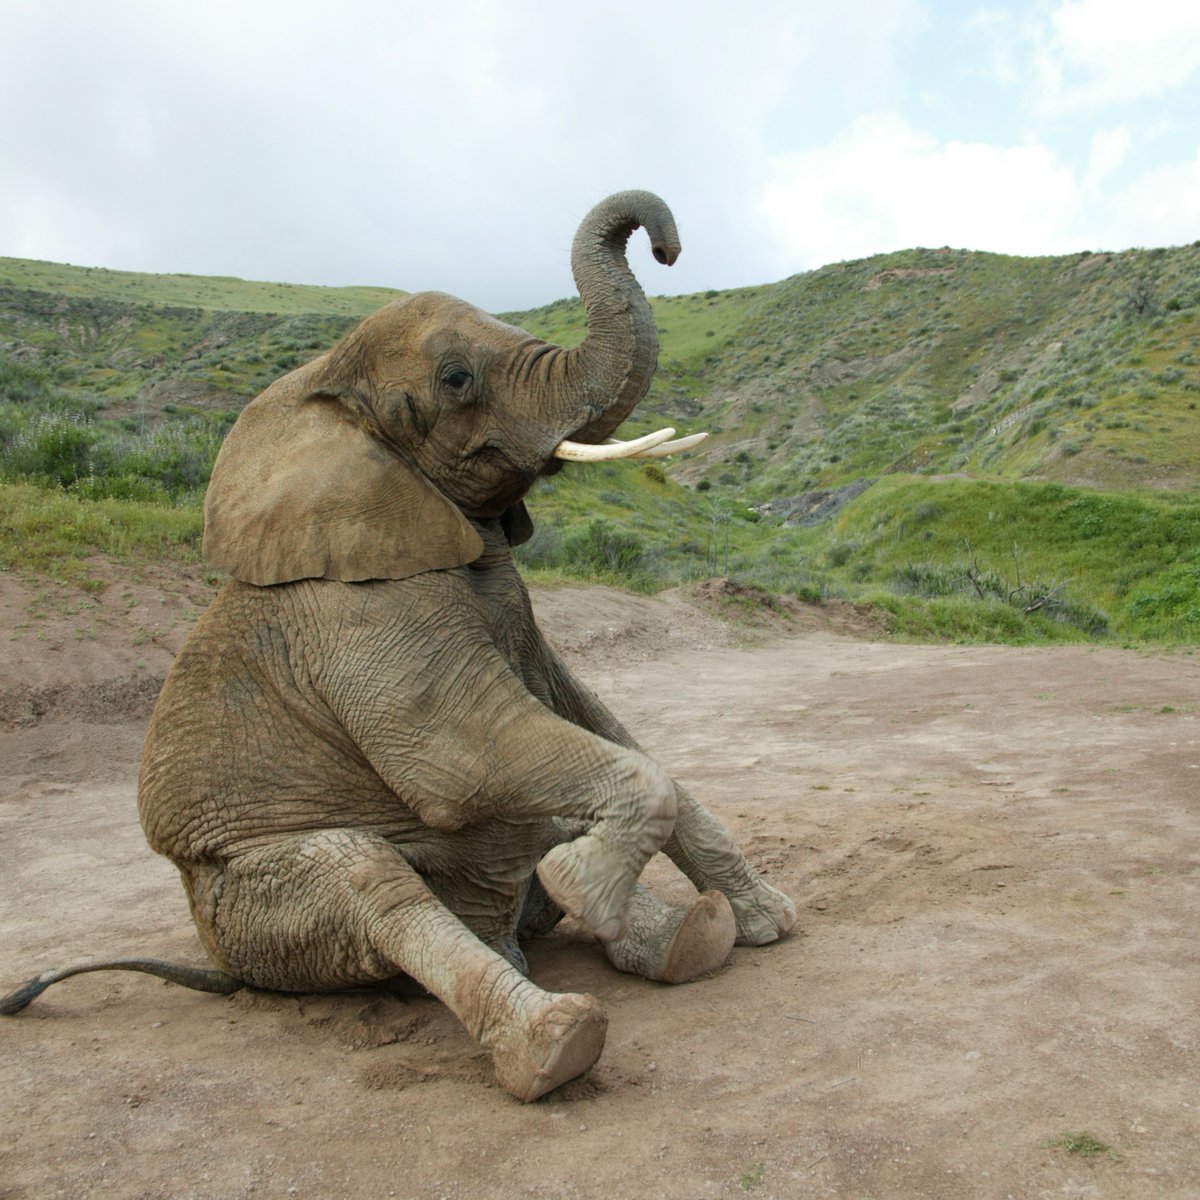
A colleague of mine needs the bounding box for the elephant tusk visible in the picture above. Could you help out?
[553,428,677,462]
[616,431,709,459]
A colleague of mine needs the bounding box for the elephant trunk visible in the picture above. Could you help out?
[557,191,680,443]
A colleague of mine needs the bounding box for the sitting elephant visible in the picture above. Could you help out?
[1,191,795,1101]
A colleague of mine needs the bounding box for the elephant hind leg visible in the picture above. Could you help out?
[206,830,606,1101]
[602,885,735,984]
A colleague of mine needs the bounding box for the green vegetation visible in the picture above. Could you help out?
[737,1161,765,1191]
[0,483,201,587]
[2,243,1198,644]
[806,475,1199,641]
[505,242,1200,499]
[0,256,403,316]
[1046,1131,1116,1158]
[0,357,231,501]
[519,469,1200,642]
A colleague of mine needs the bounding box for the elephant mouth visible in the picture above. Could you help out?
[552,427,708,463]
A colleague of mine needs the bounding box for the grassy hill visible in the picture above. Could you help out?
[0,257,403,416]
[2,243,1198,643]
[0,257,403,316]
[504,242,1200,496]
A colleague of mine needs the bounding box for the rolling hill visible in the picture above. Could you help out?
[1,240,1198,641]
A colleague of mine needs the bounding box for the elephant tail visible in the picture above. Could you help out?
[0,957,244,1015]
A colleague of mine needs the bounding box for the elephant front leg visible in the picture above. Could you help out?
[536,642,796,945]
[340,667,679,945]
[531,751,676,942]
[398,904,607,1102]
[209,831,606,1102]
[664,789,797,946]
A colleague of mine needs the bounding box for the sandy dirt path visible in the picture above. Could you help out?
[2,578,1197,1199]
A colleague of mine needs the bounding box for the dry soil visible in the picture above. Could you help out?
[2,568,1197,1199]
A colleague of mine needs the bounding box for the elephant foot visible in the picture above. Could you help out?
[536,834,636,942]
[484,990,608,1102]
[729,878,798,946]
[605,888,736,984]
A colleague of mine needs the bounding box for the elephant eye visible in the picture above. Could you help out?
[443,368,472,391]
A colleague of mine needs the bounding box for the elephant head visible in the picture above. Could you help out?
[203,190,700,586]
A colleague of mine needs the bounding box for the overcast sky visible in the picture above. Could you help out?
[3,0,1199,311]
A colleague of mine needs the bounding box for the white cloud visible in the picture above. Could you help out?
[1105,147,1200,248]
[0,0,932,307]
[1037,0,1200,112]
[761,114,1080,267]
[1085,125,1132,187]
[4,0,1193,307]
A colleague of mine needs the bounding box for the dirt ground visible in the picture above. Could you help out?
[2,566,1197,1200]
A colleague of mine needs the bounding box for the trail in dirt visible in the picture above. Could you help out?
[2,579,1198,1199]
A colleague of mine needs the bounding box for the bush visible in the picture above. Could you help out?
[2,412,97,486]
[890,562,970,597]
[72,473,169,503]
[825,540,859,567]
[888,555,1108,636]
[561,518,648,575]
[0,357,57,406]
[0,370,232,501]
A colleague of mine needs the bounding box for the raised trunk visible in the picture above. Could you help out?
[558,191,680,442]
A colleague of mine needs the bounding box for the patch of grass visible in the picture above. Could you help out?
[738,1161,765,1190]
[0,483,201,586]
[866,592,1088,644]
[810,475,1199,641]
[1047,1131,1116,1158]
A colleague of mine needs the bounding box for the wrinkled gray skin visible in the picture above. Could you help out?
[12,193,796,1101]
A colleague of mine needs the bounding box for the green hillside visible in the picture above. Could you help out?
[504,242,1200,495]
[2,244,1198,644]
[0,258,405,416]
[0,257,403,316]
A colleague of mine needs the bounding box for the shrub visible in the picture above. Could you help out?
[0,365,42,406]
[561,518,648,575]
[825,540,858,567]
[72,473,170,503]
[890,562,969,597]
[2,411,97,486]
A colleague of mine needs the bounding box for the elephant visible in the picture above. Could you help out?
[1,191,796,1101]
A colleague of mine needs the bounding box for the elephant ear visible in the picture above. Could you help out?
[203,365,484,586]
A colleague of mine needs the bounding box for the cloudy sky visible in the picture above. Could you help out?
[3,0,1199,311]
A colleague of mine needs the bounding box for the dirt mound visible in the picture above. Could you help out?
[0,672,165,727]
[526,581,733,667]
[0,559,216,724]
[690,576,892,640]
